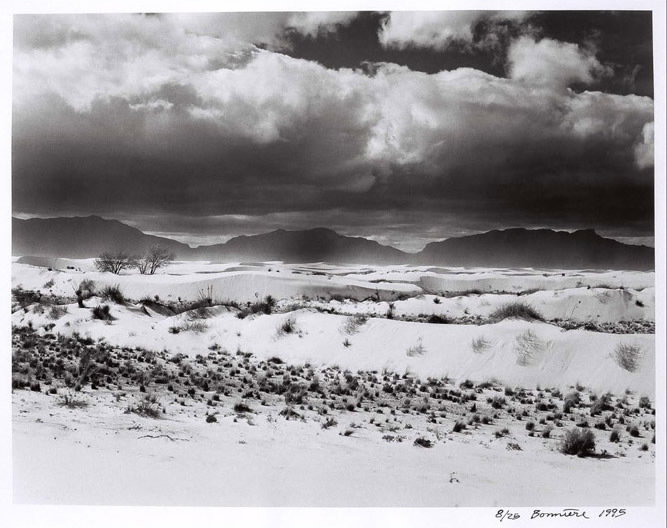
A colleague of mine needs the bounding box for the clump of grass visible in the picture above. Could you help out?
[276,316,297,336]
[613,343,642,372]
[169,320,208,334]
[560,428,596,457]
[48,305,69,320]
[91,304,114,321]
[471,336,491,353]
[321,417,338,429]
[100,285,125,304]
[495,427,510,438]
[406,339,426,357]
[489,302,544,323]
[279,406,302,420]
[514,329,544,366]
[343,314,368,335]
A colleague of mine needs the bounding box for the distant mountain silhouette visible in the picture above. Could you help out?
[193,227,406,264]
[12,216,191,259]
[12,216,654,270]
[416,228,654,270]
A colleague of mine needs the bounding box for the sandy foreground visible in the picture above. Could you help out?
[10,260,657,507]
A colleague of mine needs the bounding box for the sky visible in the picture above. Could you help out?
[12,10,655,251]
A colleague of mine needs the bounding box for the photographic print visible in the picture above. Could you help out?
[6,2,664,524]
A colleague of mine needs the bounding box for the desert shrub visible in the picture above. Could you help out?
[489,302,544,323]
[206,414,218,423]
[343,338,352,348]
[495,427,510,438]
[489,396,506,409]
[321,417,338,429]
[541,426,553,438]
[613,343,642,372]
[234,402,253,414]
[130,393,161,418]
[343,314,368,335]
[526,421,535,431]
[590,393,613,416]
[169,321,208,334]
[413,437,433,448]
[95,251,136,274]
[100,285,125,304]
[638,396,651,409]
[610,430,620,443]
[560,428,596,456]
[136,245,174,275]
[628,425,640,437]
[48,305,69,320]
[91,304,114,321]
[56,390,88,409]
[452,421,466,433]
[563,391,581,413]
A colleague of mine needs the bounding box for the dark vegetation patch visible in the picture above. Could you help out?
[11,324,653,456]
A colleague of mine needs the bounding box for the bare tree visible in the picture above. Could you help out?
[137,245,175,275]
[95,251,136,274]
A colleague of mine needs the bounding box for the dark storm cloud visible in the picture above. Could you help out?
[12,12,655,249]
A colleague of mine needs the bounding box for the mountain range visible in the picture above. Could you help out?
[12,216,655,270]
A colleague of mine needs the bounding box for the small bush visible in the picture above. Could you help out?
[526,421,535,431]
[234,402,253,414]
[610,430,620,443]
[130,393,161,418]
[413,436,433,448]
[426,314,449,324]
[48,305,69,320]
[563,391,580,413]
[489,302,544,323]
[590,393,612,416]
[560,428,596,457]
[206,414,218,423]
[452,421,466,433]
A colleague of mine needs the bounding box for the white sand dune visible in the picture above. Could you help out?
[11,259,656,508]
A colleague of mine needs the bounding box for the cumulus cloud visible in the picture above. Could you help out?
[378,11,531,50]
[286,12,359,37]
[12,13,655,244]
[507,36,611,89]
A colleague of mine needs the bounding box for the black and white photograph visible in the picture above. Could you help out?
[3,1,665,526]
